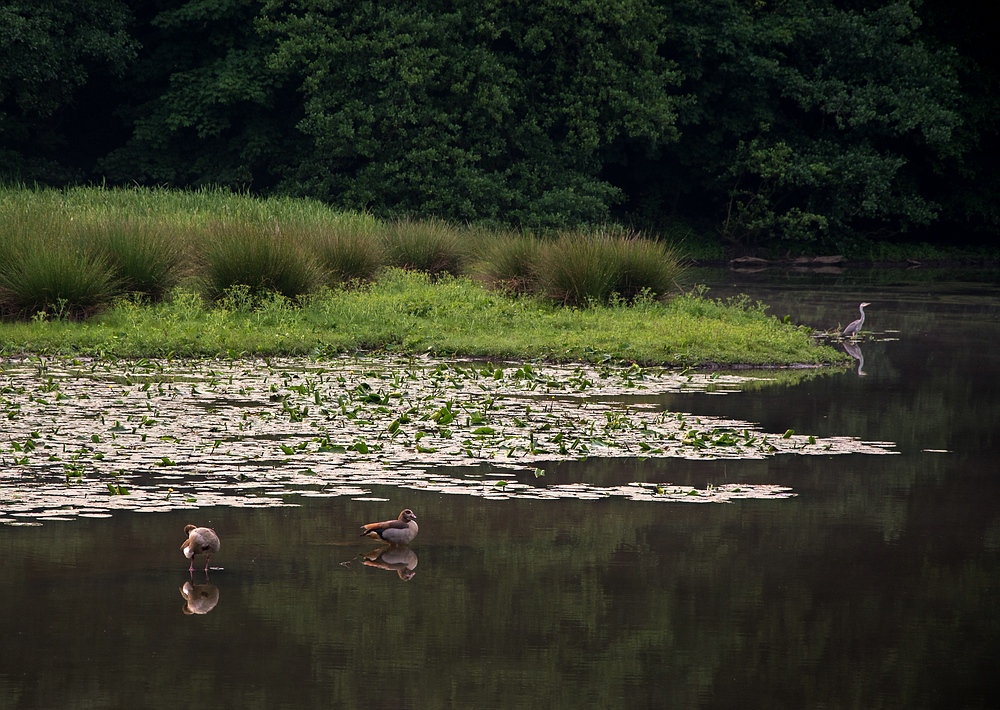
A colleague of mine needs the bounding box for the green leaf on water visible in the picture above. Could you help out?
[472,426,496,435]
[782,429,794,439]
[533,468,545,478]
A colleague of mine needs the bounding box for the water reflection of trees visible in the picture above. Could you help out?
[1,483,998,707]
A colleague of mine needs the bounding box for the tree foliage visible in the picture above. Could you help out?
[646,0,963,249]
[261,0,683,228]
[0,0,995,250]
[0,0,137,180]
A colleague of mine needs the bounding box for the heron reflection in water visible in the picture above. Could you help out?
[842,340,866,376]
[363,545,419,581]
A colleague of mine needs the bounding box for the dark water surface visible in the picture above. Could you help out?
[2,270,999,709]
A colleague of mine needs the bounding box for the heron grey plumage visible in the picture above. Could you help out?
[842,302,871,338]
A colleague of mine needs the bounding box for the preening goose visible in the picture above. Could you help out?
[181,524,220,572]
[359,509,418,545]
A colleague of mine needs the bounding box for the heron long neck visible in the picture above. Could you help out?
[858,304,866,321]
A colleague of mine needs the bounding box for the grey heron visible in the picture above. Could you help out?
[842,302,871,338]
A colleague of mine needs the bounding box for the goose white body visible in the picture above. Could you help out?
[181,524,220,571]
[360,509,418,545]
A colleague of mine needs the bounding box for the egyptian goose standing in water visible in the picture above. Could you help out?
[359,509,418,545]
[181,524,220,572]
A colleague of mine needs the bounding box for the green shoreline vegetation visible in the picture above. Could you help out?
[0,186,844,366]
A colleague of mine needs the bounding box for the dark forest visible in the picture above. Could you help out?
[2,0,997,252]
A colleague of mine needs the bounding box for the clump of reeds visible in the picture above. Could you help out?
[81,218,185,298]
[0,219,119,318]
[471,231,542,294]
[535,228,685,305]
[301,215,385,284]
[198,220,323,301]
[383,218,467,276]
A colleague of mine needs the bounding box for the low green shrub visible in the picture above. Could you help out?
[302,219,385,284]
[472,232,542,293]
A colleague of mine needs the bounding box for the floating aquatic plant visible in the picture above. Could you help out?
[0,355,896,524]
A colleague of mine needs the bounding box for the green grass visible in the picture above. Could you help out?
[0,184,846,365]
[0,269,845,365]
[198,219,323,301]
[0,185,694,312]
[383,217,467,276]
[82,218,184,297]
[470,231,542,293]
[0,217,120,318]
[536,229,686,304]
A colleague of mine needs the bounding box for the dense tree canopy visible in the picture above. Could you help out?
[0,0,996,250]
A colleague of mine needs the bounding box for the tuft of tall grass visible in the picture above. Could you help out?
[383,218,467,276]
[80,218,185,299]
[536,229,685,305]
[0,235,119,319]
[471,231,542,293]
[300,217,386,284]
[198,220,323,301]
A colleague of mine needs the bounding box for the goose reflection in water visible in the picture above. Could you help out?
[363,545,419,581]
[842,340,866,376]
[180,579,220,615]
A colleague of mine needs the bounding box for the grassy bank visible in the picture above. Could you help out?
[0,269,841,365]
[0,185,845,365]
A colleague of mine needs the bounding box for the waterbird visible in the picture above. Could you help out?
[842,302,871,338]
[181,524,220,572]
[359,509,418,545]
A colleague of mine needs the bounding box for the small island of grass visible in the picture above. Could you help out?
[0,186,843,366]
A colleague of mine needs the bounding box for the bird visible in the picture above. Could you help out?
[359,509,418,545]
[181,524,220,572]
[842,302,871,338]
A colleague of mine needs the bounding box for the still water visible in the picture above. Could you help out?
[2,269,998,709]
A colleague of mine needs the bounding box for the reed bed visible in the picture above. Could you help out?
[0,185,687,317]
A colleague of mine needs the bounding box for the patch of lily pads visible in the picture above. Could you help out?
[0,355,895,522]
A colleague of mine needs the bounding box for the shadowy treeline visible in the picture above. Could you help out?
[1,0,997,252]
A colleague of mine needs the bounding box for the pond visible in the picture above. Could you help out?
[1,268,998,709]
